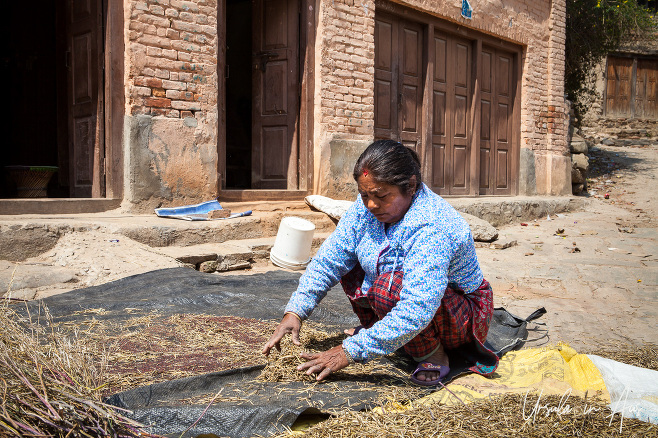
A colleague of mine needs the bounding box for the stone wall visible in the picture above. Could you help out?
[124,0,219,210]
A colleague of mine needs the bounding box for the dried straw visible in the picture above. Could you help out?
[256,323,434,406]
[586,342,658,371]
[0,304,160,437]
[55,312,277,395]
[36,309,658,438]
[272,392,657,437]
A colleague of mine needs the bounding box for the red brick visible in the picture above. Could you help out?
[146,97,172,108]
[134,77,163,88]
[151,108,168,116]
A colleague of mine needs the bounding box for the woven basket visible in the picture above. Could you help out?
[5,166,58,198]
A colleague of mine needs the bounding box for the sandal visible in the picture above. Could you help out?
[409,362,450,386]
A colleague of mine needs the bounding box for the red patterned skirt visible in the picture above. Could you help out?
[340,264,499,376]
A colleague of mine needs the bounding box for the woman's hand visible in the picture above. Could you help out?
[262,313,302,356]
[297,345,350,381]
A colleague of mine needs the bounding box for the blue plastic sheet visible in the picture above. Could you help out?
[154,200,251,221]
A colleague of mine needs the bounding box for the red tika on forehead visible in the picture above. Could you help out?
[363,170,368,176]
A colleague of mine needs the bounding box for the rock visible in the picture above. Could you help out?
[459,212,499,242]
[209,209,232,219]
[217,261,251,272]
[572,153,589,172]
[0,261,78,292]
[475,240,517,249]
[569,134,589,154]
[572,183,585,195]
[305,195,353,221]
[199,260,218,273]
[571,167,585,184]
[601,138,616,146]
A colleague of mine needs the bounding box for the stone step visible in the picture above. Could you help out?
[154,232,333,272]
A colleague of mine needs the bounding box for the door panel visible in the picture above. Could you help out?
[636,59,658,118]
[431,35,448,191]
[606,57,633,116]
[494,52,512,193]
[399,22,423,148]
[479,47,514,195]
[252,0,299,189]
[374,14,422,148]
[374,19,394,132]
[68,0,102,197]
[431,30,471,195]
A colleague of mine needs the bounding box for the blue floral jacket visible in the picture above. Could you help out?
[284,183,483,362]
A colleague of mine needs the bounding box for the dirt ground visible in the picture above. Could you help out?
[4,142,657,352]
[481,142,657,350]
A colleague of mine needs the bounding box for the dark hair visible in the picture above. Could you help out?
[353,140,422,195]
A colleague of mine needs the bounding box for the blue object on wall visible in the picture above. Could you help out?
[461,0,472,19]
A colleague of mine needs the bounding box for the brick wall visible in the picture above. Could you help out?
[317,0,571,197]
[314,0,376,195]
[317,0,376,140]
[124,0,219,210]
[123,0,571,205]
[127,0,218,118]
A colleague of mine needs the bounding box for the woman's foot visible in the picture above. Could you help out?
[413,344,449,383]
[343,325,363,336]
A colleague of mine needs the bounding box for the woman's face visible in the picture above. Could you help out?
[357,172,415,224]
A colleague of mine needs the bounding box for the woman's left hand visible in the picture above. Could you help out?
[297,345,350,381]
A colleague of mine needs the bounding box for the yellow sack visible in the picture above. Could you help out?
[414,344,609,406]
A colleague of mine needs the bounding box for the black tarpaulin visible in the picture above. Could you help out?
[33,268,544,437]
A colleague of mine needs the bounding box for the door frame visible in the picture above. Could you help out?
[217,0,316,202]
[376,0,521,197]
[104,0,125,199]
[217,0,315,202]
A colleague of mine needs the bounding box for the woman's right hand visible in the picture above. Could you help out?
[262,312,302,356]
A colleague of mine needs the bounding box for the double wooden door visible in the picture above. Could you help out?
[374,13,517,196]
[606,56,658,119]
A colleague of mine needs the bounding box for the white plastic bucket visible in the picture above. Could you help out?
[270,216,316,270]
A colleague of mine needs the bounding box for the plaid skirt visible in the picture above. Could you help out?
[340,264,499,376]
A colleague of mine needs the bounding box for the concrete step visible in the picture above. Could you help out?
[0,206,337,262]
[0,196,590,264]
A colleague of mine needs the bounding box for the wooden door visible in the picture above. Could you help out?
[430,31,471,196]
[374,14,423,153]
[251,0,300,189]
[67,0,103,197]
[636,59,658,119]
[606,56,633,117]
[479,47,514,195]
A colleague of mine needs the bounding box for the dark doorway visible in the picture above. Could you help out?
[223,0,301,191]
[0,1,64,198]
[0,0,107,199]
[225,0,253,189]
